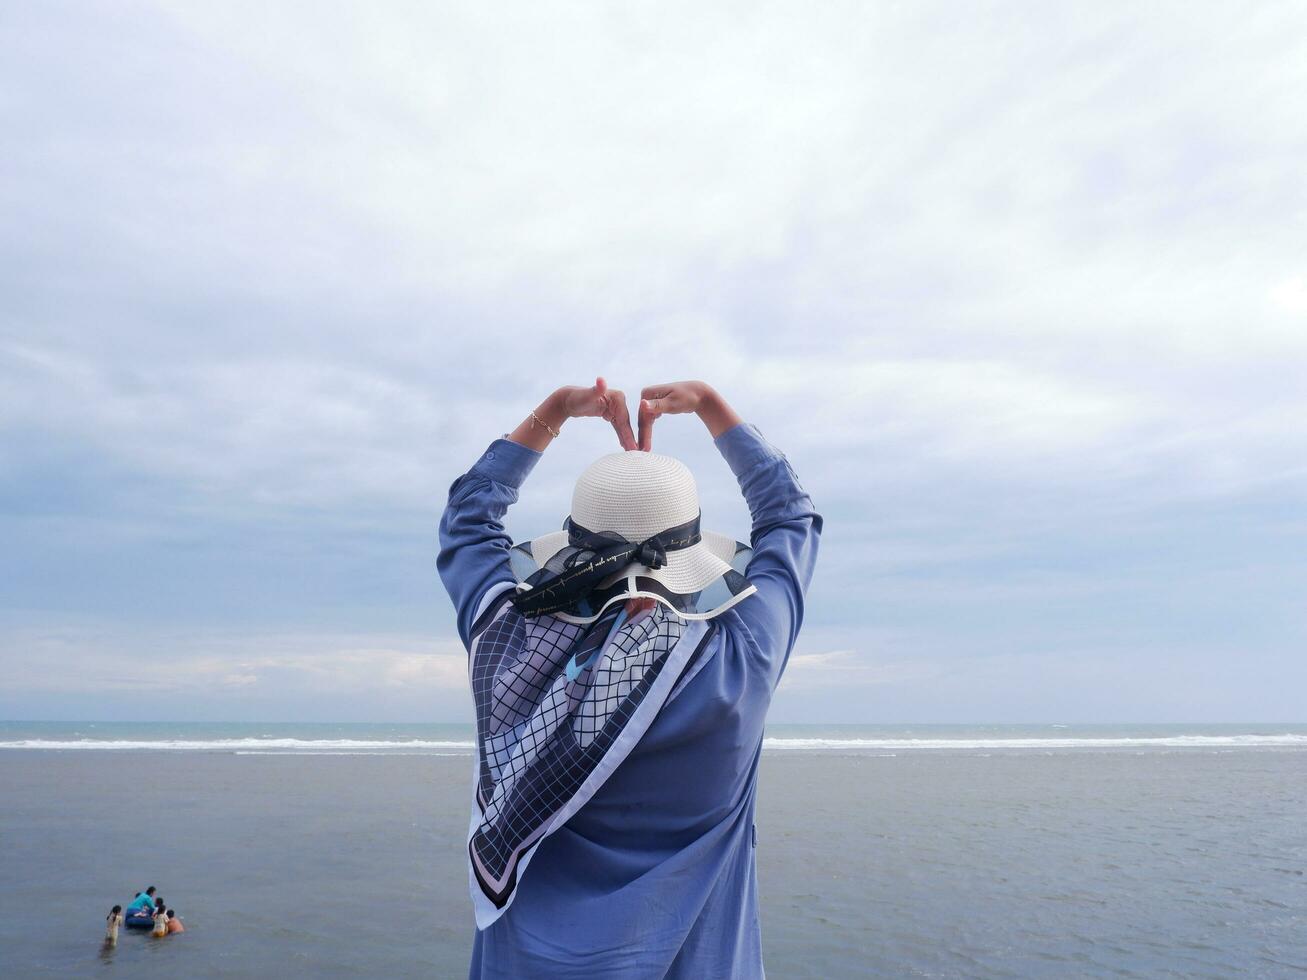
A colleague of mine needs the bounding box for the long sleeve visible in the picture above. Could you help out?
[715,422,823,689]
[438,438,543,647]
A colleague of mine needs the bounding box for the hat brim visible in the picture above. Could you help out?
[510,529,755,624]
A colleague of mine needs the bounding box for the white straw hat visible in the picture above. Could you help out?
[512,451,756,623]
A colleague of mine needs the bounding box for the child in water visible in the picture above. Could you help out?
[166,909,184,933]
[152,901,169,937]
[104,905,123,946]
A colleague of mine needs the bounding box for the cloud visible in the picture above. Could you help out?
[1270,275,1307,317]
[779,649,945,693]
[0,625,469,699]
[2,1,1305,720]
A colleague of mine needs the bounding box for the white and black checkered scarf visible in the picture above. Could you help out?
[463,586,716,928]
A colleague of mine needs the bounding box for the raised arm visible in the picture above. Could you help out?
[438,378,636,646]
[640,381,822,688]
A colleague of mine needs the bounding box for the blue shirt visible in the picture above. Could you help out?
[438,423,822,979]
[126,892,155,915]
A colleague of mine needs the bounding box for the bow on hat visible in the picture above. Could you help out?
[510,514,702,617]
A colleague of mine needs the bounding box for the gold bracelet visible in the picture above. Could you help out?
[530,410,560,438]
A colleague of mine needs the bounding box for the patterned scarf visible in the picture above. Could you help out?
[465,587,711,928]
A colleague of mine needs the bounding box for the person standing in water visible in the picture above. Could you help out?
[440,379,821,978]
[166,909,184,934]
[151,898,168,937]
[104,906,123,946]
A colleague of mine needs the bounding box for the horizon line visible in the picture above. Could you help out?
[3,719,1305,727]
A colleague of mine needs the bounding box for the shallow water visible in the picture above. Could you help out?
[1,729,1305,978]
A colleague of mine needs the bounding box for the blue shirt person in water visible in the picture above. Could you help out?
[439,379,821,979]
[126,887,155,913]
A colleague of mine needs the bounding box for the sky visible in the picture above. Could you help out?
[2,2,1305,723]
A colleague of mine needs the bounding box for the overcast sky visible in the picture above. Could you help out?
[3,2,1305,723]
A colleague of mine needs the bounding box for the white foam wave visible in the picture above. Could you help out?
[232,757,473,763]
[760,734,1307,750]
[2,734,1304,753]
[0,738,476,752]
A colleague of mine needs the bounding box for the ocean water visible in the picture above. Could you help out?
[2,723,1305,978]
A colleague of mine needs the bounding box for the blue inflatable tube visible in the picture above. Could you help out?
[124,910,155,930]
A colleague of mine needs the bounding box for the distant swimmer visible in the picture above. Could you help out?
[166,909,184,934]
[124,888,157,929]
[126,887,155,913]
[104,905,123,946]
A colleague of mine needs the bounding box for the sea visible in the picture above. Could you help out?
[2,722,1304,978]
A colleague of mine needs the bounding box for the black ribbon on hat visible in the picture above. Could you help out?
[510,513,703,617]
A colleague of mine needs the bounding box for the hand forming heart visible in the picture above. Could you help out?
[509,379,741,455]
[558,377,637,451]
[637,381,718,452]
[574,379,744,452]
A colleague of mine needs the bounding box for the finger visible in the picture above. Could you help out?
[640,384,672,400]
[606,394,637,452]
[602,389,624,429]
[607,392,637,451]
[601,386,622,423]
[638,398,661,452]
[599,388,620,423]
[582,376,608,416]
